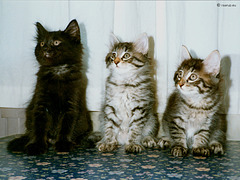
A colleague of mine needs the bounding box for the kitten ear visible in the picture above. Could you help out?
[181,45,192,61]
[133,33,149,55]
[35,22,47,38]
[64,19,80,42]
[203,50,221,76]
[110,33,120,48]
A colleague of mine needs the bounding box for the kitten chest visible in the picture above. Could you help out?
[107,85,142,145]
[179,108,213,140]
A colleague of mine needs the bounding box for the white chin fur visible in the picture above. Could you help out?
[178,85,207,107]
[110,62,136,74]
[177,85,198,95]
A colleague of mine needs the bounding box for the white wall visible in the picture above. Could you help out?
[0,1,240,140]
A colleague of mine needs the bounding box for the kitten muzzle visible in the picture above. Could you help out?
[114,57,121,66]
[178,79,185,88]
[44,52,53,58]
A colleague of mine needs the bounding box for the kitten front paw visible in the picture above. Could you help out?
[210,142,224,155]
[55,140,74,152]
[97,142,118,152]
[125,143,144,153]
[157,138,170,150]
[25,142,48,155]
[171,146,188,157]
[142,136,156,148]
[192,147,210,157]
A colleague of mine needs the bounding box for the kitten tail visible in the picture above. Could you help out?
[77,131,102,148]
[7,135,29,152]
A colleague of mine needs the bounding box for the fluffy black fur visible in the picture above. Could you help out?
[7,20,98,155]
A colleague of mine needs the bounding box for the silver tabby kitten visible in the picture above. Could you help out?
[97,33,159,153]
[158,46,226,157]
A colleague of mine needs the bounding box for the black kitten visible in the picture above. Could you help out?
[7,20,95,155]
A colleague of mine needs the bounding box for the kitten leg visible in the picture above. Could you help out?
[97,126,118,152]
[209,129,226,155]
[126,106,158,153]
[157,118,171,149]
[209,116,226,155]
[55,110,77,152]
[97,110,119,152]
[142,114,159,148]
[97,127,118,152]
[169,118,188,157]
[125,126,145,153]
[209,133,225,155]
[25,104,49,155]
[125,118,145,153]
[209,141,224,155]
[125,132,145,153]
[192,129,211,157]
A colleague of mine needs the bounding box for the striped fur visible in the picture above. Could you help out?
[97,33,159,153]
[158,46,226,157]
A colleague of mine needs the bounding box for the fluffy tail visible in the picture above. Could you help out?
[7,135,29,152]
[77,131,102,148]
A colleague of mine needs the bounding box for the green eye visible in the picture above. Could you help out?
[53,40,61,46]
[123,53,131,59]
[40,42,45,47]
[189,74,198,81]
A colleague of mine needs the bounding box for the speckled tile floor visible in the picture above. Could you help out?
[0,136,240,180]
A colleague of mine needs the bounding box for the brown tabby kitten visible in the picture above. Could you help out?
[97,33,159,153]
[157,46,227,157]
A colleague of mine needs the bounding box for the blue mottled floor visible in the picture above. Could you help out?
[0,136,240,180]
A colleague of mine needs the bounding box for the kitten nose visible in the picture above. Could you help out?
[44,52,52,58]
[114,57,120,65]
[178,79,185,87]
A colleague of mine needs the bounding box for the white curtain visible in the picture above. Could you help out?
[0,1,240,139]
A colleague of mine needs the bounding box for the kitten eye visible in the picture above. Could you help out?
[189,74,198,81]
[123,53,131,60]
[177,70,183,79]
[53,40,61,46]
[110,53,116,60]
[40,42,45,47]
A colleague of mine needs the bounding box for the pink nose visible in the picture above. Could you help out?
[178,79,185,87]
[114,57,120,65]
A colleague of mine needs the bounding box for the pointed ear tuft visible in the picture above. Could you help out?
[133,33,149,55]
[35,22,47,38]
[203,50,221,76]
[64,19,80,42]
[181,45,192,61]
[109,33,120,49]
